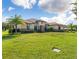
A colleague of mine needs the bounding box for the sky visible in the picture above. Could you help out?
[2,0,77,25]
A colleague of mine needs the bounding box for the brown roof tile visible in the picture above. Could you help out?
[48,22,66,27]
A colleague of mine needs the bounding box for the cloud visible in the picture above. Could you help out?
[40,16,66,24]
[40,11,77,25]
[38,0,71,13]
[8,7,15,12]
[71,0,76,3]
[65,12,77,24]
[11,0,36,9]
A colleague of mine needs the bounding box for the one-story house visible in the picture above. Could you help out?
[48,22,67,30]
[17,18,67,32]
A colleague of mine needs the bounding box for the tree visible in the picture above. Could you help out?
[68,23,77,32]
[71,2,77,20]
[73,25,77,31]
[2,22,7,31]
[8,15,23,33]
[71,3,77,15]
[69,0,77,21]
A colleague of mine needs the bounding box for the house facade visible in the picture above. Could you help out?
[17,19,67,32]
[35,20,47,32]
[48,22,66,30]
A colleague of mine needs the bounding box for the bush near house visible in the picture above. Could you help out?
[9,29,21,34]
[21,29,34,33]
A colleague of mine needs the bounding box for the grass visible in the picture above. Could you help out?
[2,31,77,59]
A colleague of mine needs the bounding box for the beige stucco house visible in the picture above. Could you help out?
[17,18,67,32]
[48,22,66,30]
[35,20,47,32]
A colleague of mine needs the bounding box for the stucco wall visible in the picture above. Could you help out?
[52,25,64,30]
[53,25,59,30]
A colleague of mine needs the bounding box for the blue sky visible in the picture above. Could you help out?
[2,0,58,19]
[2,0,77,25]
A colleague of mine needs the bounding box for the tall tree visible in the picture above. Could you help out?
[8,15,23,33]
[2,22,7,31]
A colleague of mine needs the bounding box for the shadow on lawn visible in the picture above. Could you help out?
[2,34,19,40]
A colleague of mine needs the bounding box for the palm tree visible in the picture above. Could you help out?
[68,23,73,31]
[8,15,23,33]
[73,25,77,31]
[68,23,77,32]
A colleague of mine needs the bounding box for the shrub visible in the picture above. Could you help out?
[47,27,53,32]
[9,29,21,34]
[52,30,65,32]
[21,29,34,33]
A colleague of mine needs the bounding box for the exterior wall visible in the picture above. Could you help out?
[53,25,59,30]
[60,26,64,30]
[17,24,27,29]
[17,24,35,31]
[27,24,35,30]
[49,25,64,30]
[35,21,46,32]
[36,21,46,26]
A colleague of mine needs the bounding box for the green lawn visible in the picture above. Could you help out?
[2,31,77,59]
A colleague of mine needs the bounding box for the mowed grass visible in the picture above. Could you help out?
[2,31,77,59]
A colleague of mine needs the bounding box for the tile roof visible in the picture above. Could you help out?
[48,22,66,27]
[24,18,67,27]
